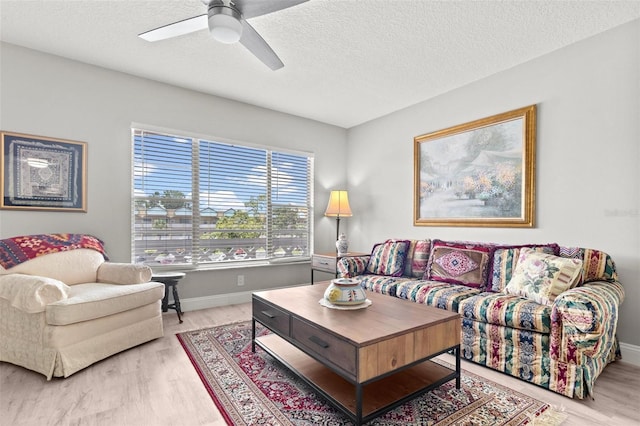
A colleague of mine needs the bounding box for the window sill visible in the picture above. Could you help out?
[148,256,311,273]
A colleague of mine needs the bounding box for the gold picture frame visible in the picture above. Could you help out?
[414,105,536,227]
[1,131,87,212]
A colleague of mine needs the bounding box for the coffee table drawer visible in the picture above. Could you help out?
[253,299,290,336]
[291,317,356,376]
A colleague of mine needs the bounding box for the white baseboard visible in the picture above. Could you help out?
[179,291,253,312]
[177,284,309,313]
[176,290,640,367]
[619,342,640,366]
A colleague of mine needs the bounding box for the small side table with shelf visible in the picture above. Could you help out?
[311,252,368,284]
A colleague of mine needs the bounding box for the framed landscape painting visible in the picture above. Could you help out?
[414,105,536,227]
[1,131,87,212]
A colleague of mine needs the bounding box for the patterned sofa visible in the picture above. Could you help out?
[337,238,624,399]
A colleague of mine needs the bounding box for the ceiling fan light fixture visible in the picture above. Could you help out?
[208,6,243,44]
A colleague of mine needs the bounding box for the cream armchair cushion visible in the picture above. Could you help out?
[46,282,163,326]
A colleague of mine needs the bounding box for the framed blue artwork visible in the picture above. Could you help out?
[1,131,87,212]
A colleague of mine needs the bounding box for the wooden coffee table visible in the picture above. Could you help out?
[252,282,461,425]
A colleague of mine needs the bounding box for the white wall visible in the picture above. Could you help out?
[1,20,638,349]
[0,42,348,298]
[347,20,640,348]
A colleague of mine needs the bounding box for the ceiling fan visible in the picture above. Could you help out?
[138,0,309,70]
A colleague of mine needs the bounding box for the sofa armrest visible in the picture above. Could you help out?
[550,280,624,364]
[96,263,152,285]
[337,256,370,278]
[0,274,70,313]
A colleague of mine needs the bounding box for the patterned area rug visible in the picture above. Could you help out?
[177,321,565,425]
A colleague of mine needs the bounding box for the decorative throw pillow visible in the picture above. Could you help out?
[425,240,493,289]
[366,240,410,277]
[489,244,559,292]
[403,239,431,278]
[504,248,583,305]
[559,246,618,283]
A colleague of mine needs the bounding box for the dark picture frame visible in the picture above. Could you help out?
[414,105,536,227]
[1,131,87,212]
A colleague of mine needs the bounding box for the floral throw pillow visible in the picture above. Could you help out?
[489,244,559,292]
[505,248,583,305]
[365,240,410,277]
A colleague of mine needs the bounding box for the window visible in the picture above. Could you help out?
[132,128,313,267]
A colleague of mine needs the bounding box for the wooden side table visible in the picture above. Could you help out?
[311,252,368,284]
[152,272,186,323]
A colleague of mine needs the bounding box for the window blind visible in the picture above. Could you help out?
[132,128,313,267]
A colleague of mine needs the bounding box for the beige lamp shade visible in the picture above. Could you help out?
[324,190,353,218]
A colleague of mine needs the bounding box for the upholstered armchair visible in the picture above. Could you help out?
[0,234,165,379]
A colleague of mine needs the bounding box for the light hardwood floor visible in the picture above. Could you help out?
[1,303,639,426]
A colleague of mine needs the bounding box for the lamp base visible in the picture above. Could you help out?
[336,233,349,256]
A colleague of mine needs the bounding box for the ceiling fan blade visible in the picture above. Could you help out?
[139,14,208,42]
[234,0,309,19]
[239,20,284,70]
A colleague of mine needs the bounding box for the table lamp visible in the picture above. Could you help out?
[324,190,353,254]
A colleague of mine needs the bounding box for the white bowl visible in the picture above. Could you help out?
[324,278,366,305]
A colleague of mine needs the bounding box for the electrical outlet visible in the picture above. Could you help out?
[237,275,245,286]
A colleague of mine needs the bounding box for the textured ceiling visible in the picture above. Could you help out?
[1,1,639,128]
